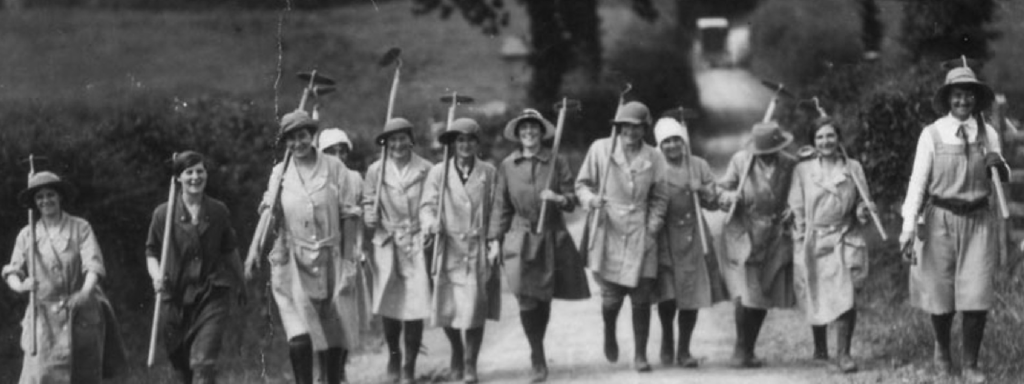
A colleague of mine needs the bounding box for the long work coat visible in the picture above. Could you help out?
[718,150,797,309]
[576,138,669,288]
[362,154,434,320]
[420,158,501,329]
[655,156,729,309]
[339,167,374,331]
[491,148,590,302]
[145,195,240,367]
[265,154,363,351]
[2,213,125,384]
[788,158,869,325]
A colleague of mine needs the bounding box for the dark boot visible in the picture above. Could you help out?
[464,327,485,384]
[631,304,653,372]
[676,310,699,368]
[602,300,623,363]
[657,302,676,366]
[962,311,988,383]
[338,349,349,384]
[383,317,403,383]
[834,310,857,373]
[742,307,767,368]
[402,320,424,384]
[812,325,829,361]
[320,348,344,384]
[169,348,193,384]
[931,313,955,376]
[521,304,550,383]
[730,301,746,366]
[443,327,465,381]
[288,335,314,384]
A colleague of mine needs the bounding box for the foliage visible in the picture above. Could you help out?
[900,0,999,63]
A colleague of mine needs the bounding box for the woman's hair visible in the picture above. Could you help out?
[172,151,206,176]
[808,117,843,145]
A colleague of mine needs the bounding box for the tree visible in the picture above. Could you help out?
[900,0,999,64]
[413,0,657,106]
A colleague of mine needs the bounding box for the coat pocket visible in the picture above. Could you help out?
[502,230,525,262]
[841,233,869,289]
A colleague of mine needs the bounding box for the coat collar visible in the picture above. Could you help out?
[175,194,211,235]
[448,157,486,203]
[610,142,655,170]
[384,153,431,188]
[511,147,552,164]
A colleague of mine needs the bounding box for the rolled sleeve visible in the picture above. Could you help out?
[77,221,106,278]
[901,130,934,234]
[2,228,29,281]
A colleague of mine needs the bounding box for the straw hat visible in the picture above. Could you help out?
[438,118,481,145]
[747,121,793,154]
[932,66,994,114]
[18,171,77,208]
[277,110,318,142]
[612,101,651,126]
[376,117,414,145]
[653,117,690,146]
[318,128,352,151]
[503,109,555,142]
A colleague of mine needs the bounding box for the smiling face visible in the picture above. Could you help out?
[814,124,839,158]
[322,143,350,164]
[454,134,479,160]
[949,86,977,120]
[618,123,646,147]
[177,162,207,196]
[34,187,61,218]
[660,136,687,162]
[386,132,413,161]
[517,120,544,149]
[285,128,316,159]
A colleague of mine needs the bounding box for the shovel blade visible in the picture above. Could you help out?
[440,95,475,104]
[554,99,582,111]
[378,47,402,67]
[311,85,336,97]
[297,72,337,86]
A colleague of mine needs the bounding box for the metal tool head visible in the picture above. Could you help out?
[440,95,475,104]
[619,83,633,104]
[759,79,795,98]
[310,85,336,97]
[554,99,582,112]
[940,55,983,71]
[378,47,402,67]
[296,71,336,86]
[660,106,700,121]
[19,155,49,174]
[798,97,829,118]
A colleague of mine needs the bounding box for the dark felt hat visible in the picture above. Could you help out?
[18,171,77,208]
[438,118,481,145]
[746,121,794,154]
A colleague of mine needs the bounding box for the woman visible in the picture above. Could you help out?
[318,127,374,384]
[420,117,501,384]
[788,120,872,373]
[146,151,246,383]
[575,101,668,372]
[900,64,1008,383]
[3,171,125,384]
[491,109,590,382]
[650,116,728,368]
[717,120,797,368]
[244,110,363,384]
[362,118,434,384]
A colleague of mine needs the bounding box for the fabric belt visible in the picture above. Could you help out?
[931,197,988,215]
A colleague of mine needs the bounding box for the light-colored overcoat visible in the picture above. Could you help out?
[2,214,126,384]
[576,137,669,288]
[788,158,869,325]
[655,156,729,309]
[491,148,590,301]
[362,154,434,320]
[265,154,364,351]
[717,150,797,309]
[420,158,501,329]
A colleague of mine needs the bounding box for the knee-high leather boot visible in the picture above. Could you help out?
[676,309,699,368]
[931,312,955,375]
[464,327,485,384]
[402,320,424,384]
[602,300,623,363]
[443,327,465,381]
[632,304,653,372]
[812,325,829,361]
[520,303,550,382]
[657,301,676,366]
[742,307,766,368]
[288,335,314,384]
[383,317,403,383]
[834,310,857,373]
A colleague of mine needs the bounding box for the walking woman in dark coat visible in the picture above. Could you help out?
[491,109,590,382]
[146,151,246,383]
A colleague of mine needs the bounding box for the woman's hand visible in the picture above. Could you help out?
[486,240,501,265]
[243,256,260,281]
[151,275,167,294]
[856,203,875,224]
[540,189,566,205]
[67,285,94,308]
[899,228,916,263]
[10,277,36,294]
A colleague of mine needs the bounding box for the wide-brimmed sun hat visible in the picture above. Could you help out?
[277,110,319,142]
[438,118,481,145]
[932,66,994,114]
[653,117,690,146]
[747,121,793,154]
[611,101,652,126]
[503,109,555,142]
[376,117,415,145]
[318,128,353,151]
[18,171,77,208]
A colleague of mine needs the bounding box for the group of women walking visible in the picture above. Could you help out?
[2,62,1008,384]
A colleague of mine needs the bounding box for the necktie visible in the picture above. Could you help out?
[957,124,970,156]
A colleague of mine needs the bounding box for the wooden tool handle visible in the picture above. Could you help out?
[537,98,569,234]
[148,175,178,367]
